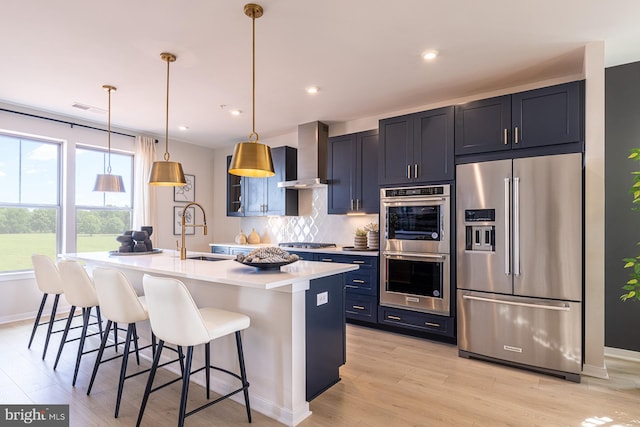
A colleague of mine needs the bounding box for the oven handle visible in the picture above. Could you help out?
[381,198,448,205]
[383,251,447,260]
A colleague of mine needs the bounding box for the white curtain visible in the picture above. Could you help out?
[132,135,156,230]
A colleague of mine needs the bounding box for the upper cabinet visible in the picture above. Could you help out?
[226,146,298,217]
[378,106,454,186]
[327,130,379,214]
[455,81,583,156]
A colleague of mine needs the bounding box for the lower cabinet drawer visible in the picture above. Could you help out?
[344,271,376,295]
[377,306,453,336]
[345,294,377,323]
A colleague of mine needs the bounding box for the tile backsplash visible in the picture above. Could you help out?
[238,186,378,245]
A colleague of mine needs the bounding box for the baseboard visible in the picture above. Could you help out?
[581,363,609,379]
[604,346,640,362]
[0,305,72,325]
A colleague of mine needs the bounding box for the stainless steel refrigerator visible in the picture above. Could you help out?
[456,152,583,382]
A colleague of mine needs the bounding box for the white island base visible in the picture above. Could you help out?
[64,251,358,426]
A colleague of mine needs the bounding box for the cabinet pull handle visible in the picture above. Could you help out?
[352,279,365,284]
[503,128,508,145]
[353,260,365,264]
[414,163,418,178]
[425,322,440,328]
[350,199,354,210]
[345,285,358,289]
[356,199,360,210]
[352,305,366,310]
[388,315,402,321]
[514,126,519,144]
[321,258,334,262]
[407,164,411,179]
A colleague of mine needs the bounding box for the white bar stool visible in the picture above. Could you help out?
[28,254,65,360]
[87,267,156,418]
[54,260,103,386]
[136,274,251,427]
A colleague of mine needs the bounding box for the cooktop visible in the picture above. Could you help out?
[278,242,337,249]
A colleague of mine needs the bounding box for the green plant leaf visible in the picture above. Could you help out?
[623,284,636,290]
[630,152,639,159]
[627,279,638,285]
[624,261,635,268]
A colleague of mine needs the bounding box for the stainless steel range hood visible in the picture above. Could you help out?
[278,121,328,189]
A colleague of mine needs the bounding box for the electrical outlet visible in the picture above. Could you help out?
[316,291,328,306]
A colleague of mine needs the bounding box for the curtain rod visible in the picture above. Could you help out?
[0,107,154,140]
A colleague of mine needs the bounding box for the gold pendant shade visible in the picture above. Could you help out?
[93,85,126,192]
[228,3,275,178]
[149,52,186,186]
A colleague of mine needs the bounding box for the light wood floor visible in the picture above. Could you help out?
[2,318,640,427]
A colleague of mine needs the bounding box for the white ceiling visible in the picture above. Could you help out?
[2,0,640,148]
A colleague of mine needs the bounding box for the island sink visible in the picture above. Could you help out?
[187,255,225,262]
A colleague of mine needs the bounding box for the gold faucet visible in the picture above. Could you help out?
[180,201,208,260]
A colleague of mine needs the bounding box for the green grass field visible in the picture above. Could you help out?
[0,233,119,271]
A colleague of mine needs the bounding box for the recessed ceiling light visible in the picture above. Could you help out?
[178,125,189,131]
[422,50,438,61]
[306,86,319,94]
[230,109,242,116]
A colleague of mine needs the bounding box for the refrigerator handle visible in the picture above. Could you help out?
[504,177,511,276]
[462,294,571,311]
[514,176,520,277]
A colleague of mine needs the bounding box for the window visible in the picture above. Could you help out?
[0,133,61,271]
[75,147,133,253]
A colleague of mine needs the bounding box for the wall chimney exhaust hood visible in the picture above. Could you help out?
[278,121,329,189]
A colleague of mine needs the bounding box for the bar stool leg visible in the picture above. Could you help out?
[96,307,104,338]
[72,307,92,386]
[54,305,76,370]
[136,340,165,427]
[177,346,185,375]
[236,331,252,423]
[28,293,48,349]
[87,320,113,395]
[115,323,134,418]
[132,323,141,365]
[113,322,119,352]
[205,342,211,399]
[178,346,194,427]
[42,294,61,360]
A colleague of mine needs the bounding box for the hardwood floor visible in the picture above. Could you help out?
[2,318,639,426]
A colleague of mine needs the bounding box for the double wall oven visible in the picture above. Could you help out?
[380,185,451,316]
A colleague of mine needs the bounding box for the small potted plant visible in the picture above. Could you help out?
[364,222,379,250]
[354,227,368,250]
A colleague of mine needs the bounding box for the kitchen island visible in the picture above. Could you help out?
[63,251,358,426]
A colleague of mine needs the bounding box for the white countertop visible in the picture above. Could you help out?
[210,243,379,257]
[63,250,359,290]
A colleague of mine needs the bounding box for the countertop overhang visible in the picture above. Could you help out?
[63,251,359,290]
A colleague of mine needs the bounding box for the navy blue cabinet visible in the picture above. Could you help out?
[305,274,346,400]
[227,146,298,217]
[455,81,583,156]
[314,253,379,324]
[379,106,454,185]
[378,306,454,337]
[327,130,379,214]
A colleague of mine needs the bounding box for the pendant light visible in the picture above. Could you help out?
[93,85,125,192]
[228,3,275,178]
[148,52,186,186]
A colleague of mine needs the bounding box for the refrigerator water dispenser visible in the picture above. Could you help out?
[464,209,495,252]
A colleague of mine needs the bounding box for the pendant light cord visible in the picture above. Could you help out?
[249,8,259,143]
[107,87,112,174]
[164,56,171,161]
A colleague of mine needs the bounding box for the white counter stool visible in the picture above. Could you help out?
[87,267,157,418]
[54,260,104,386]
[136,274,251,427]
[28,254,65,360]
